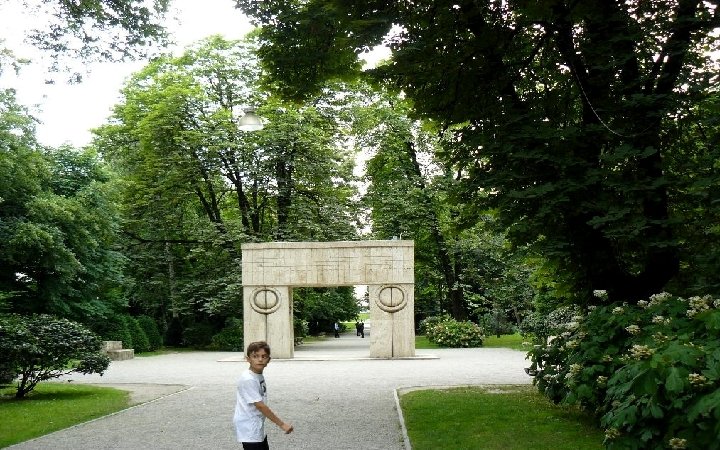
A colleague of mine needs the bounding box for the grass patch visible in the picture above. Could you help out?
[400,385,604,450]
[415,335,442,349]
[135,346,198,357]
[482,333,530,351]
[0,383,130,447]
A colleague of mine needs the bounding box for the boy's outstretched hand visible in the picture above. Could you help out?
[280,422,294,434]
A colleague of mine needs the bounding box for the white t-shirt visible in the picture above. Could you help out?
[233,369,267,442]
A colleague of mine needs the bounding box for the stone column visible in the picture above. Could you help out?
[243,285,294,359]
[369,283,415,358]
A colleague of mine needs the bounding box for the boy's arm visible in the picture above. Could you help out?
[253,401,294,434]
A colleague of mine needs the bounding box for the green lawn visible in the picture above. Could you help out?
[400,385,604,450]
[415,335,442,349]
[0,383,130,447]
[482,333,531,351]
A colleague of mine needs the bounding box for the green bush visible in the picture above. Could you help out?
[136,315,162,351]
[294,318,309,339]
[0,359,15,388]
[477,308,515,337]
[183,322,215,348]
[92,314,132,348]
[418,314,452,335]
[529,293,720,450]
[0,314,110,398]
[425,316,484,348]
[127,316,150,353]
[210,318,243,351]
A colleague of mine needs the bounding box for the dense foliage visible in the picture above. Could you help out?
[0,90,126,322]
[528,293,720,449]
[2,0,170,81]
[95,36,362,343]
[0,314,110,398]
[358,93,536,323]
[238,0,720,305]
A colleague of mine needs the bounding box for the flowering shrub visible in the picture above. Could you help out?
[519,305,584,343]
[419,314,453,335]
[425,316,484,348]
[528,293,720,449]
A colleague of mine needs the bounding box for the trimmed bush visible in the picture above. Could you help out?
[92,314,132,348]
[211,318,243,351]
[136,315,162,351]
[425,316,484,348]
[127,316,150,353]
[0,314,110,398]
[529,293,720,450]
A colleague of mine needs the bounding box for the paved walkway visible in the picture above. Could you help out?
[8,334,531,450]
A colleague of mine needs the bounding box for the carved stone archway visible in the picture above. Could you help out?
[241,241,415,358]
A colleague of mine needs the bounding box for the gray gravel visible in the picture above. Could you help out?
[7,334,531,450]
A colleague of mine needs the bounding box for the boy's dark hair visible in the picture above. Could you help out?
[246,341,271,357]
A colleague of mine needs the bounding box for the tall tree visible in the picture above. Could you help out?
[95,36,361,330]
[0,89,125,320]
[358,92,536,322]
[238,0,720,303]
[1,0,169,78]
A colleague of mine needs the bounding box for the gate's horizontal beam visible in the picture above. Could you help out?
[241,240,414,287]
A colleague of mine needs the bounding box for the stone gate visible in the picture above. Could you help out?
[241,240,415,358]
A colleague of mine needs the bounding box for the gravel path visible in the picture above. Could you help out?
[8,334,531,450]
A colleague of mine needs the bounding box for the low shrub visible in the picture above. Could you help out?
[477,309,516,337]
[528,292,720,450]
[0,314,110,398]
[294,318,309,339]
[418,314,452,335]
[211,318,243,351]
[425,316,484,348]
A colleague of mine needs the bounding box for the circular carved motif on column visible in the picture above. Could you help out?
[376,285,407,313]
[250,288,282,315]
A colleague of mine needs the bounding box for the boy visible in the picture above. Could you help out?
[234,341,294,449]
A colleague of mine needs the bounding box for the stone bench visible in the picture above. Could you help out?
[103,341,134,361]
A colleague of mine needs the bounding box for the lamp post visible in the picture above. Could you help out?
[237,109,264,132]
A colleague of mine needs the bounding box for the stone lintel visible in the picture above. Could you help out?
[242,240,414,287]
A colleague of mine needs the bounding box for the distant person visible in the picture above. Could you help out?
[334,321,340,338]
[234,341,293,449]
[355,321,361,336]
[359,321,365,338]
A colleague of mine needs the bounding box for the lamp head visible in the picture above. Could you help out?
[237,110,264,131]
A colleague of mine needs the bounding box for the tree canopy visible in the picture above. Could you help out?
[1,0,169,72]
[238,0,720,304]
[0,89,124,319]
[95,36,363,334]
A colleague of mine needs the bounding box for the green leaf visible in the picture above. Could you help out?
[687,389,720,422]
[665,367,687,394]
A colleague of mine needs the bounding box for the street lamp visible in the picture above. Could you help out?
[237,109,264,132]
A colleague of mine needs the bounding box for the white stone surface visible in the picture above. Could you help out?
[242,241,415,358]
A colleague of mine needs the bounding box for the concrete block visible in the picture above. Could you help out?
[106,349,134,360]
